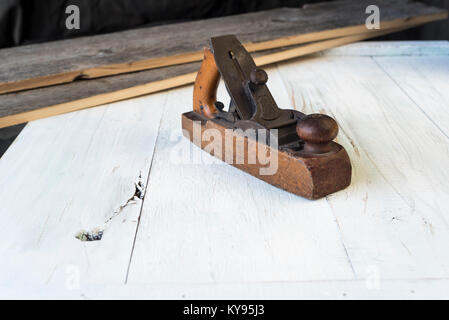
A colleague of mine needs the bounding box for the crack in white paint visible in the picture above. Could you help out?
[76,172,146,242]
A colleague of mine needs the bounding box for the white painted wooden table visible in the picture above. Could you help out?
[1,41,449,299]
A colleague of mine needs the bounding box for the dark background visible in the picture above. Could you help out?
[0,0,448,49]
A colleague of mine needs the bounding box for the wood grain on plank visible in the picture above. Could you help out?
[126,72,357,283]
[126,54,449,283]
[278,55,449,279]
[1,43,449,296]
[2,279,449,299]
[373,56,449,137]
[0,93,166,286]
[0,26,423,129]
[126,55,449,284]
[0,0,446,94]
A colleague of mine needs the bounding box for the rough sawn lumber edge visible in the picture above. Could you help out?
[0,25,424,129]
[0,2,446,94]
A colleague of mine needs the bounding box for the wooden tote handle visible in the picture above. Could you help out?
[193,48,220,118]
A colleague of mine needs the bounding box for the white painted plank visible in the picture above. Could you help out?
[373,56,449,137]
[2,278,449,299]
[315,41,449,57]
[2,42,449,299]
[277,55,449,280]
[126,67,356,284]
[0,93,166,286]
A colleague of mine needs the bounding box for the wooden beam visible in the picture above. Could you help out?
[0,0,446,94]
[0,26,420,129]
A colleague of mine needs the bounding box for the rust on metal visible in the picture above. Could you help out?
[183,35,352,199]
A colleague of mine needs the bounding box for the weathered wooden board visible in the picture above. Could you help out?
[125,54,449,285]
[0,27,428,129]
[2,279,449,299]
[0,62,200,121]
[374,55,449,138]
[0,93,166,286]
[276,55,449,279]
[1,42,449,298]
[127,74,356,283]
[0,0,446,94]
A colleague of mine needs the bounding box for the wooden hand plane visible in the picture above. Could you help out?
[181,35,351,199]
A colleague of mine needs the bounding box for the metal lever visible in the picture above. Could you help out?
[211,35,295,130]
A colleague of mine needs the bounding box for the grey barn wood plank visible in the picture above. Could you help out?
[0,0,446,94]
[0,33,382,120]
[0,27,429,129]
[0,62,201,118]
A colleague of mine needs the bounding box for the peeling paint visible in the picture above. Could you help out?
[75,228,104,242]
[75,172,146,242]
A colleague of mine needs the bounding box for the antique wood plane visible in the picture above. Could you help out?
[181,35,351,199]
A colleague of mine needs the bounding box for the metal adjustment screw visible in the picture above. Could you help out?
[296,114,338,154]
[214,101,225,111]
[250,68,268,85]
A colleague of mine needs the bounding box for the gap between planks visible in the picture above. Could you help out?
[0,45,448,292]
[124,100,166,284]
[371,56,449,141]
[124,55,449,283]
